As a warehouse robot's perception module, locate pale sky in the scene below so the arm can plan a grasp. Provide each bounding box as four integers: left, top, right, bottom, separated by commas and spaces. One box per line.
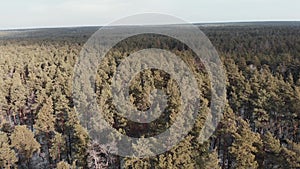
0, 0, 299, 29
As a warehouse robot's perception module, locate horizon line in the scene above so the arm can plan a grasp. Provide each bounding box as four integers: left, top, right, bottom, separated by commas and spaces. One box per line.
1, 19, 300, 31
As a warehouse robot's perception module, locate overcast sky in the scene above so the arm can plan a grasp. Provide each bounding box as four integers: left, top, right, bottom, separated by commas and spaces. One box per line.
0, 0, 299, 29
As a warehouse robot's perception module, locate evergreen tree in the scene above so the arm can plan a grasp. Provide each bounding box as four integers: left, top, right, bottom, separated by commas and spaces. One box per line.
65, 109, 89, 167
257, 132, 281, 168
0, 131, 17, 168
50, 132, 65, 164
200, 149, 221, 169
34, 96, 56, 166
9, 72, 27, 125
229, 118, 261, 169
10, 125, 41, 168
34, 97, 55, 134
56, 160, 76, 169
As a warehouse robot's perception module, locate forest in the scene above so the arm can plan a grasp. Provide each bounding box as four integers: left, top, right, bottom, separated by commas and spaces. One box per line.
0, 22, 300, 168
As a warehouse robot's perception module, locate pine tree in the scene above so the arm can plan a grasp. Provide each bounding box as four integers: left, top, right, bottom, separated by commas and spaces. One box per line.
9, 72, 28, 125
56, 160, 76, 169
50, 132, 65, 163
215, 103, 237, 168
72, 123, 89, 167
34, 96, 56, 166
34, 97, 55, 134
229, 118, 261, 169
279, 140, 300, 168
56, 161, 71, 169
0, 75, 8, 124
256, 132, 281, 168
0, 131, 17, 168
156, 135, 196, 169
65, 109, 89, 167
200, 149, 221, 169
10, 125, 41, 168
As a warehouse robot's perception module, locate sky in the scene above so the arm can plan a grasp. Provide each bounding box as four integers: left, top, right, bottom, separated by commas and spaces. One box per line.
0, 0, 299, 29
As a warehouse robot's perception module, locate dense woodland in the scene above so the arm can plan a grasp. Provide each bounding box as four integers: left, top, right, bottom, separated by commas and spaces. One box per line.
0, 22, 300, 168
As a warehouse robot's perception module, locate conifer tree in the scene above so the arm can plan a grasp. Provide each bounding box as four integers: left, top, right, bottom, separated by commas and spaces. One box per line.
9, 72, 27, 125
229, 118, 261, 169
35, 97, 55, 133
50, 132, 65, 163
200, 149, 221, 169
56, 160, 76, 169
65, 109, 89, 167
10, 125, 41, 168
256, 132, 281, 168
0, 131, 17, 168
34, 96, 56, 166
